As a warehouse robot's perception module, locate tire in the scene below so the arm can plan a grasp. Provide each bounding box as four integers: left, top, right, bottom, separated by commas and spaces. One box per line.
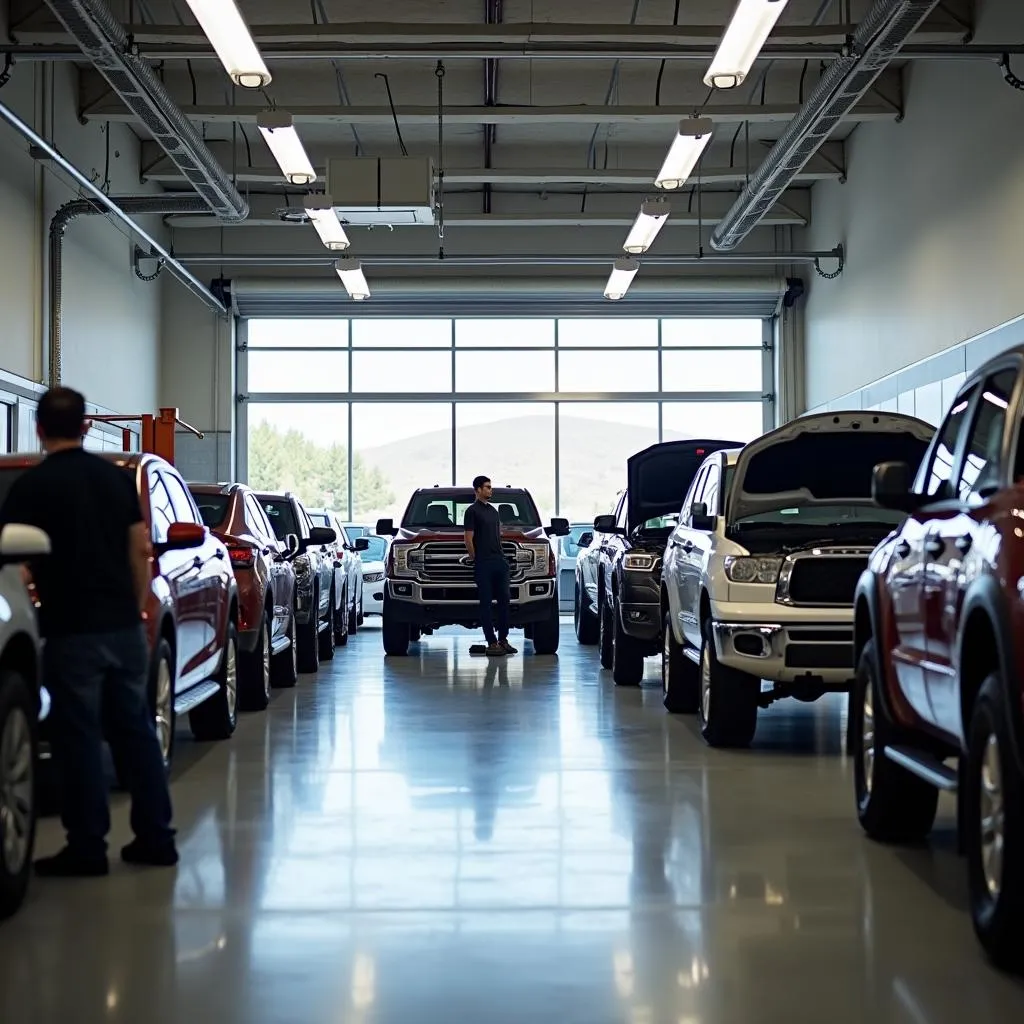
698, 618, 758, 748
0, 670, 37, 921
598, 593, 614, 669
851, 639, 938, 842
964, 673, 1024, 970
382, 604, 410, 657
347, 591, 359, 637
239, 609, 272, 712
532, 598, 561, 655
663, 610, 699, 713
271, 612, 299, 689
149, 638, 176, 771
574, 580, 599, 645
319, 589, 336, 661
611, 604, 644, 686
335, 585, 350, 646
190, 619, 239, 742
296, 588, 320, 674
357, 601, 364, 626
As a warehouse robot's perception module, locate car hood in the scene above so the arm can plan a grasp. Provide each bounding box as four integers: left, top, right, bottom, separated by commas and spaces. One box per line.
626, 438, 743, 534
726, 411, 934, 524
394, 525, 548, 542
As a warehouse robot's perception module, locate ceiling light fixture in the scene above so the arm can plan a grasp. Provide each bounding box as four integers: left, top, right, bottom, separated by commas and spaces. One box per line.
604, 258, 640, 301
257, 111, 316, 185
336, 258, 371, 301
623, 199, 670, 254
304, 194, 350, 251
704, 0, 789, 89
654, 118, 713, 190
182, 0, 271, 89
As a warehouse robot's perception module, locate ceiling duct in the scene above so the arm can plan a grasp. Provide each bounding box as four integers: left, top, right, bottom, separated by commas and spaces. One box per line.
710, 0, 940, 251
44, 0, 248, 221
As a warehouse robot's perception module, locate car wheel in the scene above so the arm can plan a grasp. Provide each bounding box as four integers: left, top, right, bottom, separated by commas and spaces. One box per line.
574, 580, 599, 645
318, 590, 336, 661
357, 600, 364, 626
271, 611, 299, 688
240, 610, 272, 712
531, 598, 561, 655
190, 620, 239, 741
662, 611, 699, 713
348, 592, 359, 637
149, 638, 176, 771
296, 588, 321, 674
597, 593, 614, 669
851, 639, 938, 842
965, 673, 1024, 970
382, 601, 410, 657
698, 618, 758, 748
0, 670, 37, 921
611, 604, 644, 686
335, 586, 350, 646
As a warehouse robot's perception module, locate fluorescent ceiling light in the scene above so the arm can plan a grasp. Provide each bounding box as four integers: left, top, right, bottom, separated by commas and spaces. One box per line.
182, 0, 271, 89
604, 258, 639, 301
257, 111, 316, 185
704, 0, 790, 89
623, 200, 670, 254
654, 118, 714, 190
336, 259, 371, 301
304, 194, 350, 251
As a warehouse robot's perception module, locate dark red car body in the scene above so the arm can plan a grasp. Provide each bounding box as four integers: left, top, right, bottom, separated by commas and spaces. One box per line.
852, 348, 1024, 969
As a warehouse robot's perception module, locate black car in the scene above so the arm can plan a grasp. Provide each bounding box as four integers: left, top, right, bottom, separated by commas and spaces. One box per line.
574, 439, 742, 686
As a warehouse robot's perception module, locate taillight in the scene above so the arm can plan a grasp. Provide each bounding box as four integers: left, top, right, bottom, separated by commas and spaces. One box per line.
228, 545, 255, 568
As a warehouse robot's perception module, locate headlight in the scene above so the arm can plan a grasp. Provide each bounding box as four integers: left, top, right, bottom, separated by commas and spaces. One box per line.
363, 571, 385, 583
391, 544, 411, 575
623, 553, 656, 570
523, 543, 552, 575
724, 556, 783, 584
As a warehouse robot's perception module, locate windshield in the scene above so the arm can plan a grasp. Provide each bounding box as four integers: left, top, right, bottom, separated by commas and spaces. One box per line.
308, 512, 330, 528
260, 498, 299, 540
344, 524, 369, 537
403, 490, 541, 529
732, 504, 908, 528
191, 492, 230, 529
362, 536, 388, 562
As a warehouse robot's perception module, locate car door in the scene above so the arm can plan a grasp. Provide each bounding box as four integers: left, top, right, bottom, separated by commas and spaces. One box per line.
925, 366, 1018, 737
670, 464, 711, 650
886, 385, 976, 723
300, 504, 331, 621
246, 493, 290, 643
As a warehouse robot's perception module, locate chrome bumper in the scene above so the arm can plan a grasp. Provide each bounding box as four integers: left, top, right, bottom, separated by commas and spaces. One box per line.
712, 620, 855, 685
387, 578, 556, 606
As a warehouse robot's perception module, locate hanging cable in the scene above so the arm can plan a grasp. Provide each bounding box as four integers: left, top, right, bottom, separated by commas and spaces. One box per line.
313, 0, 365, 156
376, 73, 409, 156
1001, 53, 1024, 91
587, 0, 642, 169
654, 0, 681, 105
101, 121, 111, 193
436, 61, 446, 251
0, 54, 13, 91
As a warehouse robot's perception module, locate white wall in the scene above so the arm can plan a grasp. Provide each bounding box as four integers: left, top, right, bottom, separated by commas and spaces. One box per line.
801, 0, 1024, 412
0, 59, 164, 413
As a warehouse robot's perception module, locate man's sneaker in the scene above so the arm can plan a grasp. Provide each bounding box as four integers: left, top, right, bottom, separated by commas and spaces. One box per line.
484, 642, 507, 657
499, 639, 518, 655
121, 839, 179, 867
34, 847, 109, 878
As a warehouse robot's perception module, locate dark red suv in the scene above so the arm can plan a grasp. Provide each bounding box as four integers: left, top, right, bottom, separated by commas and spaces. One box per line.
190, 483, 299, 707
851, 349, 1024, 970
0, 452, 239, 770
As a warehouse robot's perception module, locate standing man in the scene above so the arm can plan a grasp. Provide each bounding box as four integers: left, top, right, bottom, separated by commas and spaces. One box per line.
463, 475, 516, 656
0, 387, 177, 876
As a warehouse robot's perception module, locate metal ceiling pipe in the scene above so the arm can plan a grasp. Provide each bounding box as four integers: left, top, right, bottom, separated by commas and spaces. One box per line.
43, 0, 247, 221
710, 0, 942, 251
49, 194, 214, 387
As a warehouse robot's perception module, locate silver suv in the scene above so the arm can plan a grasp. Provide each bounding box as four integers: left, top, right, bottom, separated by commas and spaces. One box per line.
0, 523, 50, 919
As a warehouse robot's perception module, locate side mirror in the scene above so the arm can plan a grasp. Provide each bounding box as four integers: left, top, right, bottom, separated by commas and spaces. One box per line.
354, 537, 370, 551
376, 518, 397, 536
577, 531, 593, 549
690, 502, 714, 532
308, 526, 336, 546
282, 533, 300, 559
161, 522, 207, 552
593, 514, 618, 535
0, 523, 50, 564
548, 516, 570, 537
873, 461, 919, 511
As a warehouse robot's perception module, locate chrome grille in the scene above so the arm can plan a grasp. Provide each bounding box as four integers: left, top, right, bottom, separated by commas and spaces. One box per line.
777, 550, 870, 607
412, 541, 520, 583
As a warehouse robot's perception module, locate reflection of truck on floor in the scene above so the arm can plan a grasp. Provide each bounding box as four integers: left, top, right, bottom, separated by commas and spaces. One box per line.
375, 486, 569, 656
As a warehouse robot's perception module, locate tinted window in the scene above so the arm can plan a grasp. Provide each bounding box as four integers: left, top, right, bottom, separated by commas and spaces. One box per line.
192, 491, 230, 529
244, 494, 275, 542
261, 498, 299, 540
685, 466, 710, 515
403, 490, 540, 529
703, 465, 722, 516
361, 536, 388, 562
309, 512, 330, 528
560, 524, 592, 558
161, 471, 200, 525
925, 388, 974, 497
148, 472, 174, 544
957, 369, 1016, 501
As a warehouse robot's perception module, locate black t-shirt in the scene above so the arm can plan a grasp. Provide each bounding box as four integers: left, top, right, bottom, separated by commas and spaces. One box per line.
1, 449, 144, 637
463, 500, 503, 560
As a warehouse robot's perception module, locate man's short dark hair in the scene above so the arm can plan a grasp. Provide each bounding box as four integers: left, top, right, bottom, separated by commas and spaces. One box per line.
37, 387, 87, 441
472, 475, 491, 491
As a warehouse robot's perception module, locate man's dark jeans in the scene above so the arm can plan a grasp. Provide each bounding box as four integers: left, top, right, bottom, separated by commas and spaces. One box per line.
44, 626, 175, 858
474, 555, 511, 644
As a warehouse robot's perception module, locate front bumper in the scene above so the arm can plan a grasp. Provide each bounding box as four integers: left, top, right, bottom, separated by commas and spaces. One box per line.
294, 574, 316, 625
385, 578, 556, 627
619, 571, 661, 642
362, 579, 385, 615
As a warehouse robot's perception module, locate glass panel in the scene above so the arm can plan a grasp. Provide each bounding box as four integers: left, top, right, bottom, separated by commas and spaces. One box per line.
661, 350, 763, 392
352, 319, 452, 348
455, 351, 555, 393
352, 402, 453, 521
456, 319, 554, 347
352, 350, 452, 393
957, 370, 1016, 501
558, 318, 658, 347
248, 319, 348, 348
662, 402, 764, 442
558, 403, 658, 521
661, 319, 762, 347
924, 387, 974, 497
247, 403, 349, 513
248, 350, 349, 393
914, 380, 943, 425
558, 349, 658, 393
455, 404, 556, 514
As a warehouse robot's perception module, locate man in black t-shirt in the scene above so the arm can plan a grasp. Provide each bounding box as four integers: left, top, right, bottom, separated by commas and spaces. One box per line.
463, 475, 516, 656
0, 388, 176, 877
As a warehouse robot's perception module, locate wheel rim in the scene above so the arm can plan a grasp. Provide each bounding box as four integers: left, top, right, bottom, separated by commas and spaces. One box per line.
700, 643, 712, 722
980, 732, 1005, 898
862, 677, 875, 795
155, 658, 173, 765
262, 622, 271, 700
0, 707, 33, 876
662, 627, 671, 695
226, 636, 238, 719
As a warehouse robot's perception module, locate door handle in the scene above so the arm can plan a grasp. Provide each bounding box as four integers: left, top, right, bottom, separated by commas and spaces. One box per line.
955, 534, 972, 554
895, 540, 911, 558
924, 535, 945, 557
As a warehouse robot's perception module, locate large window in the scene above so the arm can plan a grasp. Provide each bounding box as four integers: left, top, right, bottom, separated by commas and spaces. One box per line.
242, 317, 770, 520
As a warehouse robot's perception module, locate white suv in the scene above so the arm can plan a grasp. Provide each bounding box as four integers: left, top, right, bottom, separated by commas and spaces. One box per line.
0, 523, 51, 919
659, 412, 934, 748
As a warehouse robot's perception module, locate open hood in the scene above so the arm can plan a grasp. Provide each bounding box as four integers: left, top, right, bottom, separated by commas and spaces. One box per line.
726, 412, 934, 524
626, 438, 742, 534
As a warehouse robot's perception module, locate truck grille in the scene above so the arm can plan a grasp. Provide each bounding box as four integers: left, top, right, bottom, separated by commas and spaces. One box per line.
414, 541, 519, 583
785, 556, 867, 606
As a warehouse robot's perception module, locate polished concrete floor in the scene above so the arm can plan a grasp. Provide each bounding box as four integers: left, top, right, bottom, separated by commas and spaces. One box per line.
2, 619, 1023, 1023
